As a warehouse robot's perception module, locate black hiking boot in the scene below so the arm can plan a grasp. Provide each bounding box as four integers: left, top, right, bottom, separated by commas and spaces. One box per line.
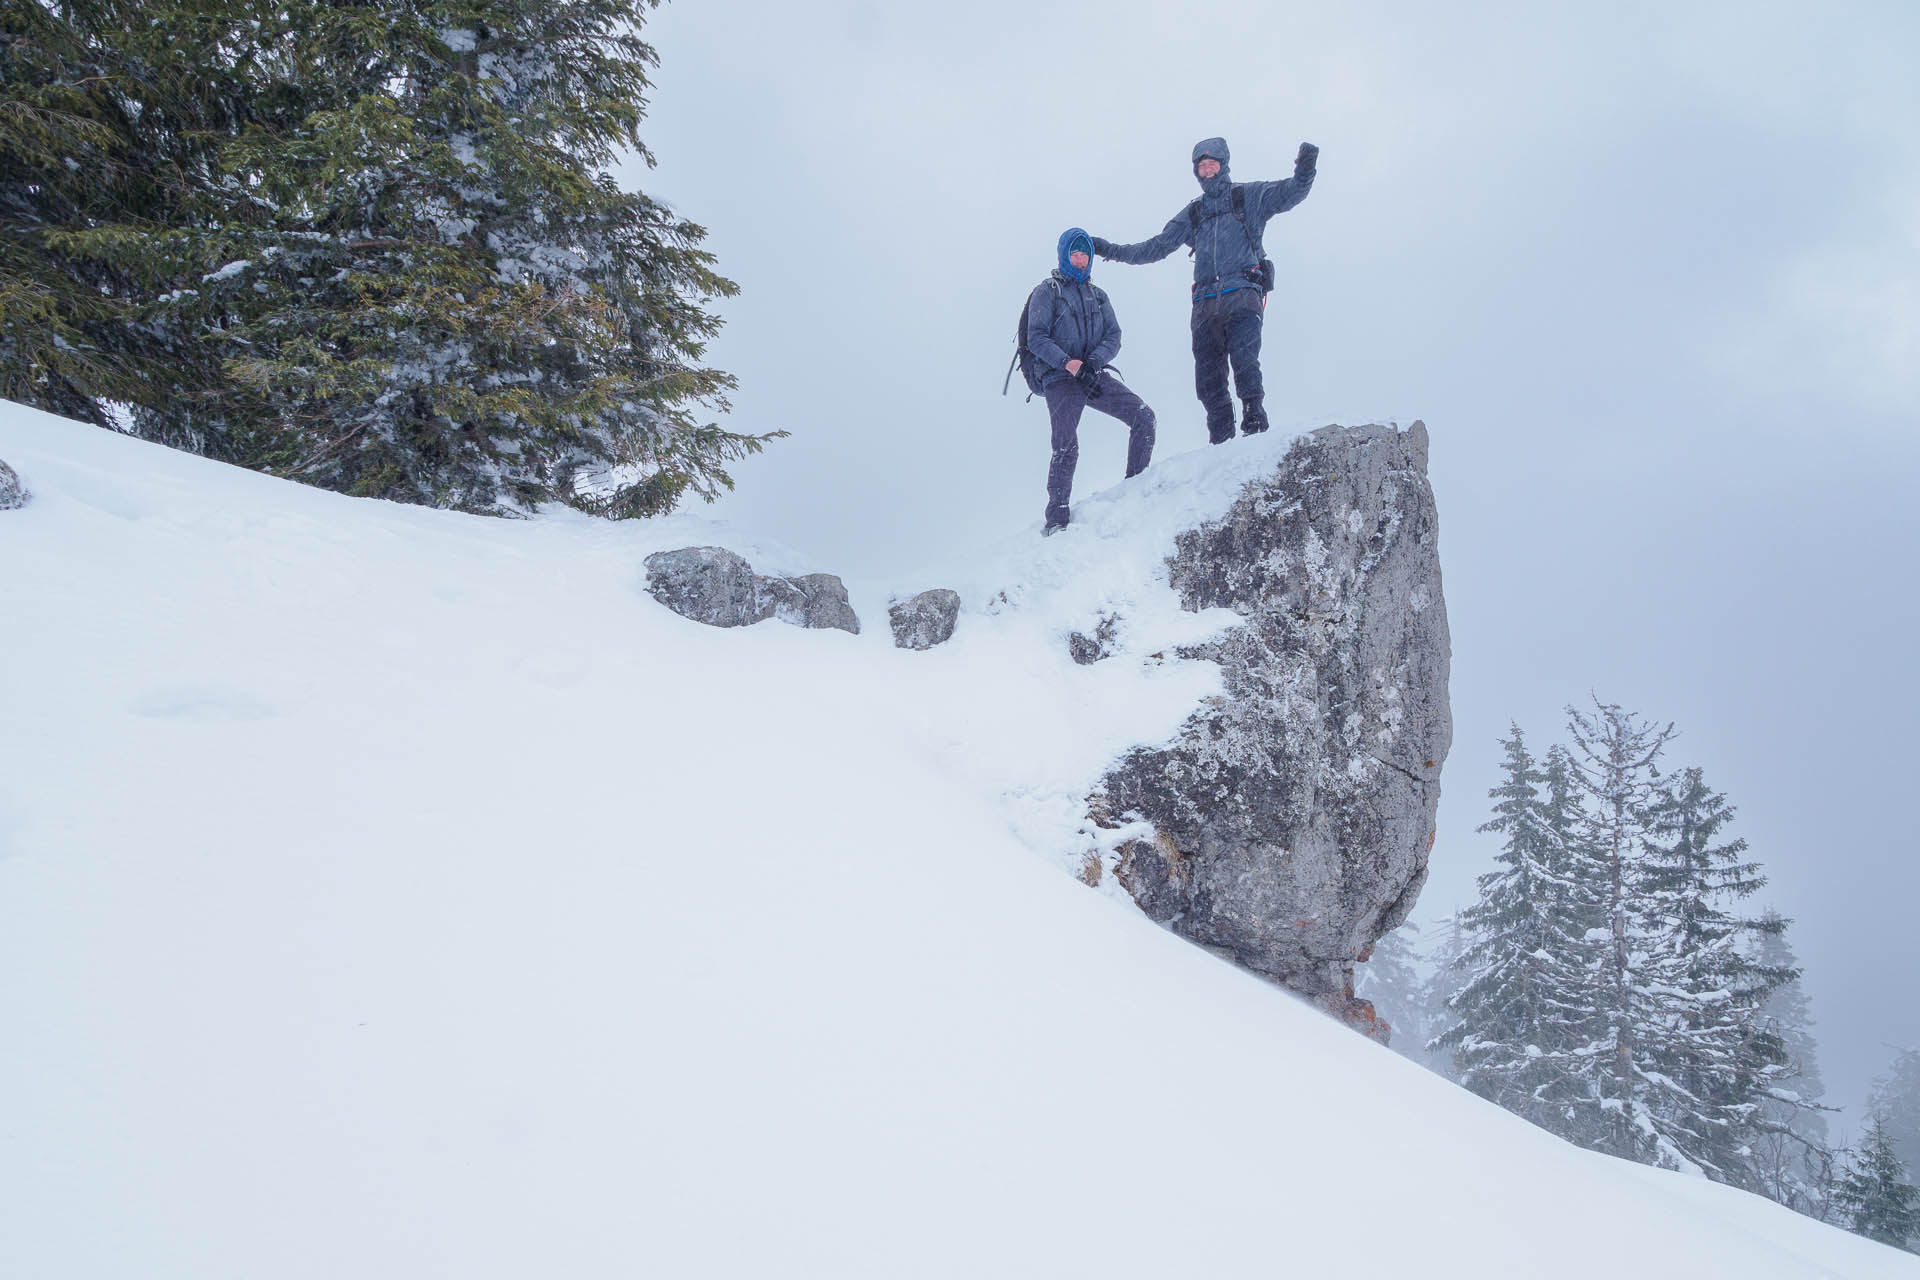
1241, 397, 1269, 435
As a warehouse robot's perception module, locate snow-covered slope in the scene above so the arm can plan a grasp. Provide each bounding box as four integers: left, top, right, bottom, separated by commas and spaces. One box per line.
2, 404, 1912, 1279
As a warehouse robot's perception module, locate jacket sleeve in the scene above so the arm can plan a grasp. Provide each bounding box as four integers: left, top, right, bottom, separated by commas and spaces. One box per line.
1025, 284, 1071, 371
1088, 290, 1121, 367
1247, 166, 1315, 222
1092, 212, 1190, 265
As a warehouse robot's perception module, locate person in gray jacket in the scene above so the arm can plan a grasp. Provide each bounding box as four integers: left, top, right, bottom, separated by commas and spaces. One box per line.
1027, 227, 1156, 535
1092, 136, 1316, 444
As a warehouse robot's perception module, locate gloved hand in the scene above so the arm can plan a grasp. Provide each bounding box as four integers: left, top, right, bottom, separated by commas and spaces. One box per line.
1296, 142, 1319, 173
1076, 364, 1103, 398
1090, 236, 1111, 257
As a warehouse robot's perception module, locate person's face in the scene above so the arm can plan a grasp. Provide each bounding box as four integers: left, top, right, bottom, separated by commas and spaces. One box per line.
1196, 157, 1222, 180
1069, 249, 1090, 271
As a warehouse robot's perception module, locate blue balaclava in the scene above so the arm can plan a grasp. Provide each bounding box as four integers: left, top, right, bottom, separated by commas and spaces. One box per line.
1192, 137, 1232, 197
1057, 227, 1094, 283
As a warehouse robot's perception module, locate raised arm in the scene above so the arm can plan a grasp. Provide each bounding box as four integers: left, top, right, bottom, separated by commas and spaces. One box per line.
1091, 212, 1191, 266
1087, 291, 1121, 368
1246, 142, 1319, 221
1024, 284, 1071, 371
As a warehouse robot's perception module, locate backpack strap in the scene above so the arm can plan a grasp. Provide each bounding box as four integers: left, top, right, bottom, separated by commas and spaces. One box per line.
1187, 185, 1257, 251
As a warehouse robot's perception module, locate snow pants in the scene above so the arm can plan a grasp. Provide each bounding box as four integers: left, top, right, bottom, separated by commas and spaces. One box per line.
1191, 288, 1268, 444
1043, 372, 1156, 527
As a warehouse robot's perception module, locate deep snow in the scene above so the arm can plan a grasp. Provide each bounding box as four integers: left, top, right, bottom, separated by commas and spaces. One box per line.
2, 403, 1913, 1278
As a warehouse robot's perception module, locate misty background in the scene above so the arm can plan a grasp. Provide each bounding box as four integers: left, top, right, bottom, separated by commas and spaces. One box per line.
617, 0, 1920, 1121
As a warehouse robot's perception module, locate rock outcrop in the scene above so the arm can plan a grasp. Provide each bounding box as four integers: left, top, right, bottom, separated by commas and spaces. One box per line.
0, 459, 28, 511
888, 589, 960, 650
644, 546, 859, 635
1096, 422, 1450, 1037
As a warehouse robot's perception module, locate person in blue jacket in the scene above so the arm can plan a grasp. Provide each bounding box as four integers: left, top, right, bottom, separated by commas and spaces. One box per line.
1092, 137, 1316, 444
1026, 227, 1156, 535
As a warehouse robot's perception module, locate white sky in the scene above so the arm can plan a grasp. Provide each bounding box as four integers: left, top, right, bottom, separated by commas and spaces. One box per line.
621, 0, 1920, 1122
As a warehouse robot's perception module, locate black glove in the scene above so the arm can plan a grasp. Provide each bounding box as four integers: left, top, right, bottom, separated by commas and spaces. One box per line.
1090, 236, 1111, 257
1296, 141, 1319, 173
1076, 364, 1103, 397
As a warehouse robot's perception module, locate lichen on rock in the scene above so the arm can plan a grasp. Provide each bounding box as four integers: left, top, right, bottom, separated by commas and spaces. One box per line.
1096, 423, 1450, 1032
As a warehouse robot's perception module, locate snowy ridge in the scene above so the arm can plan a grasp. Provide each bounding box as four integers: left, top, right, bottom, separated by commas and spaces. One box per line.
2, 402, 1915, 1278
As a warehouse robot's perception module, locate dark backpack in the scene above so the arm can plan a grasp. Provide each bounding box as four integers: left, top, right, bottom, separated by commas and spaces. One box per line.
1186, 184, 1275, 293
1004, 278, 1059, 398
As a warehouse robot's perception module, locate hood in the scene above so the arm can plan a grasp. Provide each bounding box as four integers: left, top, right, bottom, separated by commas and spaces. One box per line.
1192, 136, 1232, 197
1056, 227, 1094, 283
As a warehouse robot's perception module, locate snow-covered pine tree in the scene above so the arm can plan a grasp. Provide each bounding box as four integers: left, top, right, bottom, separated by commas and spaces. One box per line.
13, 0, 773, 514
0, 1, 235, 427
159, 0, 779, 514
1833, 1115, 1920, 1252
1626, 765, 1793, 1188
1866, 1048, 1920, 1178
1434, 727, 1607, 1136
1562, 698, 1675, 1163
1748, 909, 1835, 1217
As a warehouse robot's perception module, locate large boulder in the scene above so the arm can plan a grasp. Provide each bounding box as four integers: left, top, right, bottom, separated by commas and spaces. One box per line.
644, 546, 767, 628
1096, 422, 1450, 1034
888, 589, 961, 650
644, 547, 859, 635
0, 459, 28, 511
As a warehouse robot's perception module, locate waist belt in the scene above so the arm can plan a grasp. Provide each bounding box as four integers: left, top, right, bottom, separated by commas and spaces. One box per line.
1191, 269, 1261, 299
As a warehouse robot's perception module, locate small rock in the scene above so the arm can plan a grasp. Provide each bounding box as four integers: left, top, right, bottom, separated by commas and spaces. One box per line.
644, 546, 769, 628
888, 589, 961, 650
777, 573, 860, 635
1067, 613, 1119, 665
0, 459, 28, 511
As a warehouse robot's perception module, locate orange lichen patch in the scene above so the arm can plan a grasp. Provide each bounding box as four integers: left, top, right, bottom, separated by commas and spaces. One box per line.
1425, 828, 1436, 852
1085, 794, 1120, 830
1356, 942, 1375, 963
1315, 991, 1392, 1045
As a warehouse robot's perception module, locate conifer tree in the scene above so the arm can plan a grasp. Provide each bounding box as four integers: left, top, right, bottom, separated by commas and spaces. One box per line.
1748, 912, 1835, 1217
0, 1, 236, 425
5, 0, 774, 515
1562, 699, 1675, 1160
1866, 1049, 1920, 1177
1628, 765, 1793, 1187
1435, 728, 1607, 1136
1834, 1116, 1920, 1252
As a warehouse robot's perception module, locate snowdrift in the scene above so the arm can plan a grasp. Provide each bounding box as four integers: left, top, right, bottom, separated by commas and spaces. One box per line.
2, 403, 1912, 1278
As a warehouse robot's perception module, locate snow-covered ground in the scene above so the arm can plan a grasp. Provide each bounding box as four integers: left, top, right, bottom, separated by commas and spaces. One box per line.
2, 402, 1913, 1278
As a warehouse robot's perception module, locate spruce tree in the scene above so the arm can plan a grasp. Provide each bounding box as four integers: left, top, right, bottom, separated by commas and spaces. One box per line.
5, 0, 774, 515
1628, 765, 1792, 1188
1435, 728, 1607, 1136
0, 0, 236, 426
1834, 1116, 1920, 1252
1866, 1049, 1920, 1177
1748, 911, 1834, 1216
1562, 698, 1675, 1161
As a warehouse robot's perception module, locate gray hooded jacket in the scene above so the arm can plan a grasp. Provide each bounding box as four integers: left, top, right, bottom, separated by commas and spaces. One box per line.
1093, 137, 1314, 295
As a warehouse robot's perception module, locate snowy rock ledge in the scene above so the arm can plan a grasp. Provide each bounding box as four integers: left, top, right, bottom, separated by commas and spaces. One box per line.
1096, 422, 1450, 1037
0, 458, 28, 510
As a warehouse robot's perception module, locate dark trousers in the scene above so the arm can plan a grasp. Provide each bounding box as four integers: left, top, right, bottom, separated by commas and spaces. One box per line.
1191, 288, 1267, 443
1043, 372, 1156, 526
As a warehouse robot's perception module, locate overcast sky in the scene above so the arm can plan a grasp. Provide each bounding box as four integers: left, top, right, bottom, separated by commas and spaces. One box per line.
618, 0, 1920, 1122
